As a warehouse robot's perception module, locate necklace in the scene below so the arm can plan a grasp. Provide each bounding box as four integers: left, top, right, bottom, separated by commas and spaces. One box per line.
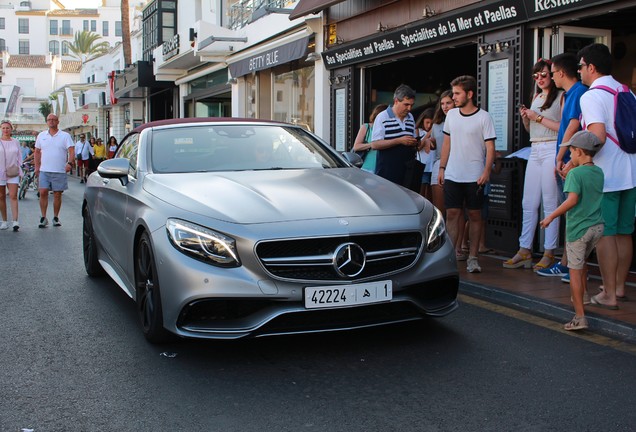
582, 162, 594, 166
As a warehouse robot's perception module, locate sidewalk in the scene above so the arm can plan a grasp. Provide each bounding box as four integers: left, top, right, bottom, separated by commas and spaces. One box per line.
458, 252, 636, 344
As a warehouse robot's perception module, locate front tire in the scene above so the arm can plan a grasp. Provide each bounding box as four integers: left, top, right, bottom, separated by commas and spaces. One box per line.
83, 207, 105, 277
18, 175, 28, 200
135, 232, 171, 343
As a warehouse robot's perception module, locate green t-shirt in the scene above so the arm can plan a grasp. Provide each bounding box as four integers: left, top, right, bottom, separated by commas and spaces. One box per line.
563, 164, 604, 242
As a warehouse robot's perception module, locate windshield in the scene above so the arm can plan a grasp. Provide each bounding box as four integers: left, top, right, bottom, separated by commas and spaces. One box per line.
150, 124, 346, 173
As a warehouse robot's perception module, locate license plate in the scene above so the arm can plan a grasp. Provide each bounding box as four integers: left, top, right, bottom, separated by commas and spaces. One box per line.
304, 281, 393, 309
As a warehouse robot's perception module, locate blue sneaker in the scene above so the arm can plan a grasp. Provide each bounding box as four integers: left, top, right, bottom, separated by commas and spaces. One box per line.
537, 262, 569, 277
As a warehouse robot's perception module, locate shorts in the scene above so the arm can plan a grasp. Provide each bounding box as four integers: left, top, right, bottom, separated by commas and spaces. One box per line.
444, 180, 484, 210
566, 224, 603, 270
421, 172, 432, 185
0, 176, 19, 186
38, 171, 68, 192
79, 159, 90, 169
600, 188, 636, 236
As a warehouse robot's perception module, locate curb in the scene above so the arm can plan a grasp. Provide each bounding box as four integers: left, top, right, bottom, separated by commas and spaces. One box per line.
459, 280, 636, 344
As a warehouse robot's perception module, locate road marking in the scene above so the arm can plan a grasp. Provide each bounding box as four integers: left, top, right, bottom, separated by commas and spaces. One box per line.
459, 294, 636, 356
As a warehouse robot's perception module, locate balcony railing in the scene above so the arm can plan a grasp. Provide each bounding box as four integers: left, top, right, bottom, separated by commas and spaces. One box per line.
228, 0, 295, 30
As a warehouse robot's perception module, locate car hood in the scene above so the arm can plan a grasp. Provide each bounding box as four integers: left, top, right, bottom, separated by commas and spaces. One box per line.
143, 168, 424, 224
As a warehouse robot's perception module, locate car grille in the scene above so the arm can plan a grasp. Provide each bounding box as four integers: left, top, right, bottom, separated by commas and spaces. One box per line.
255, 232, 423, 281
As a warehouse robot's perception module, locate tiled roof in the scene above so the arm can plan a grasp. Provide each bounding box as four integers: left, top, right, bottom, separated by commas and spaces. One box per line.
47, 9, 99, 16
6, 55, 49, 68
60, 60, 82, 73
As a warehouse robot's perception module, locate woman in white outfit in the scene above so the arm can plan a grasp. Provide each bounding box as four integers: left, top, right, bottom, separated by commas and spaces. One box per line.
504, 59, 563, 270
0, 120, 21, 231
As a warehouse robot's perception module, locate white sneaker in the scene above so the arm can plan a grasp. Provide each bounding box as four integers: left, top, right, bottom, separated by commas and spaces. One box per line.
38, 217, 49, 228
12, 221, 19, 232
467, 256, 482, 273
0, 221, 8, 230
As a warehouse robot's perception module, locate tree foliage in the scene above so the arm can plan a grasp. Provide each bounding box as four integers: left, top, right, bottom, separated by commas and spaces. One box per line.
38, 101, 53, 119
67, 31, 111, 62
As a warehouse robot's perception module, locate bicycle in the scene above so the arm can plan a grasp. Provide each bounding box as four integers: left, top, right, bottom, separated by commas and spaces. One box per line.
18, 163, 38, 200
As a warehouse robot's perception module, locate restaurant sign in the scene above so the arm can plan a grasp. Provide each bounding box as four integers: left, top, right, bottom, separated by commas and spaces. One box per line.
323, 0, 613, 70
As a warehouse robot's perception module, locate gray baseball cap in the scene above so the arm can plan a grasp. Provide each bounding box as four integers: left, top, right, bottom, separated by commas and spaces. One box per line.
562, 130, 604, 151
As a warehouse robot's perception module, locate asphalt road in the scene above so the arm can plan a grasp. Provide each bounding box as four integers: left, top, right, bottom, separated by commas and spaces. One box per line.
1, 176, 635, 432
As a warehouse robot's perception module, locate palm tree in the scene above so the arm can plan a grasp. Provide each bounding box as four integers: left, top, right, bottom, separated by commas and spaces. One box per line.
121, 0, 131, 66
38, 101, 53, 119
67, 31, 111, 62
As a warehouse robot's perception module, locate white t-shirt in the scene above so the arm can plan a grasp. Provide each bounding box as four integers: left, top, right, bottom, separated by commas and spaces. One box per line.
580, 75, 636, 192
36, 129, 75, 173
443, 108, 496, 182
75, 140, 86, 159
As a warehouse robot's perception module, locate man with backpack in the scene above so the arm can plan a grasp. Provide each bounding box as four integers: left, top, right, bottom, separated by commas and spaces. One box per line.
577, 43, 636, 309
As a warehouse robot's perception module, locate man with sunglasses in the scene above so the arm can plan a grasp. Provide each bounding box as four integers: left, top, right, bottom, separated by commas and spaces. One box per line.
577, 43, 636, 309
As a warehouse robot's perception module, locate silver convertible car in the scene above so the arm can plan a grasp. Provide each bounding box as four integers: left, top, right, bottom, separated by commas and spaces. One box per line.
82, 118, 458, 343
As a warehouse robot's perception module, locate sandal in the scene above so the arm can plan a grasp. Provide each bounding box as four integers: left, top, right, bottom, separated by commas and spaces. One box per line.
456, 251, 468, 261
564, 315, 588, 331
503, 252, 532, 269
533, 254, 555, 271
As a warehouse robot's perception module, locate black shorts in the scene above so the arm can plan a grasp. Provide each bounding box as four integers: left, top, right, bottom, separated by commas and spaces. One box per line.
444, 180, 484, 210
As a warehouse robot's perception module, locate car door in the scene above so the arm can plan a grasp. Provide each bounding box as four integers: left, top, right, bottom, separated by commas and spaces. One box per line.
93, 133, 139, 284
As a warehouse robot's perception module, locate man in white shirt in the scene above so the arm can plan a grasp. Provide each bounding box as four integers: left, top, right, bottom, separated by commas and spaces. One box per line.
577, 43, 636, 309
34, 114, 75, 228
75, 134, 86, 178
438, 75, 496, 273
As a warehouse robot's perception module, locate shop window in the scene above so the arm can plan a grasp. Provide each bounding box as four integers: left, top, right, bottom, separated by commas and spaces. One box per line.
245, 73, 257, 118
272, 65, 315, 131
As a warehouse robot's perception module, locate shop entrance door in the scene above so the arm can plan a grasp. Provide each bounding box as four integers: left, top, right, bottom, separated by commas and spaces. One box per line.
553, 26, 612, 54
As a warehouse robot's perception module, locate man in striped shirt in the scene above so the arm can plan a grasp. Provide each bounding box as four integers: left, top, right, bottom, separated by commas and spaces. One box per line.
371, 84, 420, 185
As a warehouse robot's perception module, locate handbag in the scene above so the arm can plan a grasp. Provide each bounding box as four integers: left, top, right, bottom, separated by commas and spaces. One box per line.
402, 153, 425, 192
355, 123, 373, 161
6, 164, 19, 177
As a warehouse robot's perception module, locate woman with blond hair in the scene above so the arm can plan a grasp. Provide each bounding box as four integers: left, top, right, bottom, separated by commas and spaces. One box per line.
0, 120, 21, 231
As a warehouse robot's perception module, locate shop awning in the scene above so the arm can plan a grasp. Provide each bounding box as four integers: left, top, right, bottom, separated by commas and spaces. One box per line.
228, 32, 310, 78
289, 0, 346, 20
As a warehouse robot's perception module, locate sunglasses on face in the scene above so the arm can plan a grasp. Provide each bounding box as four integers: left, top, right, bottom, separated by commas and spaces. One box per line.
577, 62, 587, 70
532, 71, 551, 79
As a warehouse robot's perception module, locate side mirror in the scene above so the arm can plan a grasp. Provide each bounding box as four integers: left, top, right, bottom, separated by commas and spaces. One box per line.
341, 151, 364, 168
97, 158, 130, 186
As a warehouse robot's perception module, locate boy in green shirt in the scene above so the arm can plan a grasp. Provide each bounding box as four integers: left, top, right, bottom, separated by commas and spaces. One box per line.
540, 131, 604, 331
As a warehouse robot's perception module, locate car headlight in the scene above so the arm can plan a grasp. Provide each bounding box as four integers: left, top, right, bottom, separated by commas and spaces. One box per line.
166, 219, 240, 267
426, 207, 446, 252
